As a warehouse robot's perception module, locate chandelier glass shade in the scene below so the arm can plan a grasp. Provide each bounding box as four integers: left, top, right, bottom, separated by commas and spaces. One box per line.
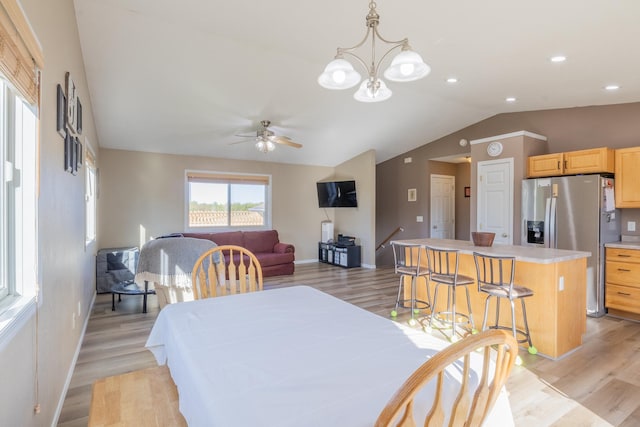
354, 78, 392, 102
318, 1, 430, 102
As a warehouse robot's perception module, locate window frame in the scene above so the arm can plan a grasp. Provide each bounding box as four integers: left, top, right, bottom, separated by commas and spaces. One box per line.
85, 144, 97, 247
184, 170, 272, 232
0, 78, 38, 349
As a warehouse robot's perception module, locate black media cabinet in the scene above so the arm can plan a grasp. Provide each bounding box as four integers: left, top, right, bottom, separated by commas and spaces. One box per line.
318, 242, 361, 268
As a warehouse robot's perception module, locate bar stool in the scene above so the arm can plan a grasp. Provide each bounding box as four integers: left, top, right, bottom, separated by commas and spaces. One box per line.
425, 246, 475, 340
390, 242, 431, 322
473, 252, 537, 355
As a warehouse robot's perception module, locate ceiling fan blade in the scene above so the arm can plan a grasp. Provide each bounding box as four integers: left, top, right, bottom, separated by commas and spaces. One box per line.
229, 138, 255, 145
234, 132, 258, 138
273, 136, 302, 148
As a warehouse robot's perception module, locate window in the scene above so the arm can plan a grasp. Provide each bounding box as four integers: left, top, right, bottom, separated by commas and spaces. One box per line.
0, 78, 37, 311
186, 171, 271, 230
0, 0, 43, 346
85, 147, 97, 245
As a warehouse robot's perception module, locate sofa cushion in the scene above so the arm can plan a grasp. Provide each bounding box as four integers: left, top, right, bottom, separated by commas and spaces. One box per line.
183, 231, 244, 247
257, 252, 295, 268
243, 230, 279, 254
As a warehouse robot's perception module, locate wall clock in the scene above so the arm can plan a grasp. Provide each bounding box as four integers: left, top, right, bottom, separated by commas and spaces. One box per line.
487, 141, 503, 157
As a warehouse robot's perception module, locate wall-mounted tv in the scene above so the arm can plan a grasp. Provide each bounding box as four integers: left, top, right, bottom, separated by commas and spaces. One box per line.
316, 180, 358, 208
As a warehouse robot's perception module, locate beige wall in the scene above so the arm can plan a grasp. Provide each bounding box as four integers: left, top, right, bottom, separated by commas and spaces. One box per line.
0, 0, 101, 425
333, 150, 376, 266
98, 149, 335, 261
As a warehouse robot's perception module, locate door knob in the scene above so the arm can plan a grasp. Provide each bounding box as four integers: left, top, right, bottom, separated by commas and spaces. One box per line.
502, 233, 508, 238
433, 225, 437, 229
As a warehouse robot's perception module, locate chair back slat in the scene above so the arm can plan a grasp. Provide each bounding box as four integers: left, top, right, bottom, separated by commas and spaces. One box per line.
427, 247, 459, 277
425, 372, 446, 426
191, 245, 263, 300
374, 330, 518, 427
473, 252, 516, 297
448, 354, 471, 426
391, 242, 429, 276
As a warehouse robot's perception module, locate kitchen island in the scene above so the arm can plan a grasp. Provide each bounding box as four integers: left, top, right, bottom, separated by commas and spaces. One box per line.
392, 238, 591, 359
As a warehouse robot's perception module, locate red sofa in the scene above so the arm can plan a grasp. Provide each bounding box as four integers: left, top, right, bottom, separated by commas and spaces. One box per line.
182, 230, 295, 277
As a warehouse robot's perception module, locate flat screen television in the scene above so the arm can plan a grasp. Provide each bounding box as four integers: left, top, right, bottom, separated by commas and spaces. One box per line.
316, 180, 358, 208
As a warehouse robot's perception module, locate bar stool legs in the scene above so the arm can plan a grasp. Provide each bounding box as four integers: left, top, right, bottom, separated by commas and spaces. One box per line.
428, 281, 475, 340
392, 274, 431, 322
483, 295, 534, 352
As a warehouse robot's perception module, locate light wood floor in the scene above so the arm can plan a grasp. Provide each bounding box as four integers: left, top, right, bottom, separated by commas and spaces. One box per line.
58, 263, 640, 426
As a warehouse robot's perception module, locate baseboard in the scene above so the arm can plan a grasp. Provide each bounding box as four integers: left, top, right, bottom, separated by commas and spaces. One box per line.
294, 259, 318, 264
51, 291, 96, 427
295, 259, 377, 268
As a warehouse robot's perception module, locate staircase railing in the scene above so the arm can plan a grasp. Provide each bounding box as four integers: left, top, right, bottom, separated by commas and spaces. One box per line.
376, 226, 404, 251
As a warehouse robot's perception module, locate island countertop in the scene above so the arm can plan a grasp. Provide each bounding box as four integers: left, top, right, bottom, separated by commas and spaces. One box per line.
391, 238, 591, 264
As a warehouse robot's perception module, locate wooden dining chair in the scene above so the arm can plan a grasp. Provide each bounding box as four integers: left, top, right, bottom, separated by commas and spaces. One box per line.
191, 245, 263, 299
374, 329, 518, 427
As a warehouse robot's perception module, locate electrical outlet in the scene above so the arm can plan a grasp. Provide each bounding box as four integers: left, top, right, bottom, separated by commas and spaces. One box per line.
559, 276, 565, 291
628, 221, 636, 232
404, 157, 412, 164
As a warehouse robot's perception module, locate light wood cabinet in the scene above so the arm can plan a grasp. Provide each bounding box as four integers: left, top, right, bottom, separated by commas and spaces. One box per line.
614, 146, 640, 208
606, 247, 640, 320
527, 153, 563, 177
527, 147, 615, 178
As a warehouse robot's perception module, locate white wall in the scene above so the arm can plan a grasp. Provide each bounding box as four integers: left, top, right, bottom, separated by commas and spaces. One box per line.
0, 1, 100, 425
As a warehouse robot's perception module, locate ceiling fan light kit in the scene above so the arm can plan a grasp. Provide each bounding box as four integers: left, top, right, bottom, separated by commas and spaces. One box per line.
255, 139, 276, 153
318, 0, 430, 102
234, 120, 303, 153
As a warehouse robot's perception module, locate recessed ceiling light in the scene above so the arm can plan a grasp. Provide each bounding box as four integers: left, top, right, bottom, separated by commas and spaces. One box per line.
505, 97, 516, 102
446, 77, 458, 83
605, 85, 620, 91
550, 55, 567, 63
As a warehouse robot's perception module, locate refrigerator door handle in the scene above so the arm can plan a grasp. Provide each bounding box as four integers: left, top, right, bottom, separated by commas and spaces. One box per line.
544, 198, 552, 248
549, 197, 557, 248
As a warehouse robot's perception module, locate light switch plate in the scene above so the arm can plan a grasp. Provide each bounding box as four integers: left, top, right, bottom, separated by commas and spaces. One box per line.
416, 216, 423, 222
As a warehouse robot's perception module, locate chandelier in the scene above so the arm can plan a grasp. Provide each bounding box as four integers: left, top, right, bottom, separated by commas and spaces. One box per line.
317, 1, 430, 102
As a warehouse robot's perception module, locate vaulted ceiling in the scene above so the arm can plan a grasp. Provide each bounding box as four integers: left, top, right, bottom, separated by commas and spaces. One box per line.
73, 0, 640, 166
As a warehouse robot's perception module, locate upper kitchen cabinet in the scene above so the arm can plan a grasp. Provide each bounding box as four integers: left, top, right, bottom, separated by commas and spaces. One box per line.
527, 153, 563, 177
527, 147, 615, 178
615, 146, 640, 208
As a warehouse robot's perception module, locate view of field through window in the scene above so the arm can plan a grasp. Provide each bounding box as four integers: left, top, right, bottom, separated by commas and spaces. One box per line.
188, 182, 265, 227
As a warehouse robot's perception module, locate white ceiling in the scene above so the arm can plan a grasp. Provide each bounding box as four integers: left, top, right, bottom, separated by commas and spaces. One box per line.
73, 0, 640, 167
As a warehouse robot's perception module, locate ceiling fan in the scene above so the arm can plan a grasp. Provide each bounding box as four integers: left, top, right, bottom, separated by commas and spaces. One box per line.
233, 120, 303, 153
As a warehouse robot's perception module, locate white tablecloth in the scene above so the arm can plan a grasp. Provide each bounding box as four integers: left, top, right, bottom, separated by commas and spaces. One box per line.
145, 286, 514, 427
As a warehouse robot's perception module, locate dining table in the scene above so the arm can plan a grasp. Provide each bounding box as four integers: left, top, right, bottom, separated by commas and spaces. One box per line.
145, 285, 514, 426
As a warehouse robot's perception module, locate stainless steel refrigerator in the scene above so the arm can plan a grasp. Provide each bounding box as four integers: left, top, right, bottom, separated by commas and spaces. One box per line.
521, 174, 620, 317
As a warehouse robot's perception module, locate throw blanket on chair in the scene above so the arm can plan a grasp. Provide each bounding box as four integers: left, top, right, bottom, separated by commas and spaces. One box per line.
135, 237, 217, 308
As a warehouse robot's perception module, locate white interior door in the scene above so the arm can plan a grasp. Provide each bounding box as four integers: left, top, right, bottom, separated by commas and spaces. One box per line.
477, 159, 513, 244
430, 174, 455, 239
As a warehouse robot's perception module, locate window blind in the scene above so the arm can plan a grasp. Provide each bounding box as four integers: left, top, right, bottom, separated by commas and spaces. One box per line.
187, 171, 270, 185
0, 0, 43, 106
